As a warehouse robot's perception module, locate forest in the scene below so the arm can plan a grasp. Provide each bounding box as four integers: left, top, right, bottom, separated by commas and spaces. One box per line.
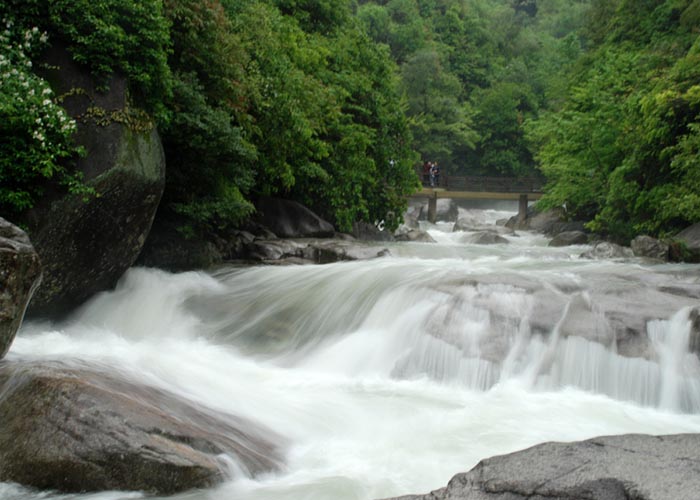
1, 0, 699, 241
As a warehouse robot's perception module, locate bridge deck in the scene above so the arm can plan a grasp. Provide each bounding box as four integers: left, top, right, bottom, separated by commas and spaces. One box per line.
413, 187, 543, 200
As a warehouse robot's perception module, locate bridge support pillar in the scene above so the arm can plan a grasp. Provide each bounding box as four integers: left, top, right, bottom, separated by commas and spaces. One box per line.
428, 194, 437, 224
518, 194, 528, 223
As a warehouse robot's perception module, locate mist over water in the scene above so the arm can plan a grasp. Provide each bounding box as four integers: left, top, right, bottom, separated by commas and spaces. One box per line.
5, 205, 700, 500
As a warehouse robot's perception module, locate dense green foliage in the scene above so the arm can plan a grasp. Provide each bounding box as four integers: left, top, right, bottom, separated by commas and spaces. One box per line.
529, 0, 700, 241
2, 0, 698, 241
0, 19, 89, 214
1, 0, 418, 233
356, 0, 590, 176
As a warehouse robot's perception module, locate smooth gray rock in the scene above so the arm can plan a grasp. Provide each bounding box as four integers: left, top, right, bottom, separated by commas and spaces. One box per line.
631, 235, 670, 260
254, 197, 335, 238
0, 219, 42, 359
548, 230, 588, 247
0, 361, 283, 495
379, 434, 700, 500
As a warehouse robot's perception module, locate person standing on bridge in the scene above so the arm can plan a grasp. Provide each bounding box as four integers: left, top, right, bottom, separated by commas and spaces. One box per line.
430, 162, 440, 187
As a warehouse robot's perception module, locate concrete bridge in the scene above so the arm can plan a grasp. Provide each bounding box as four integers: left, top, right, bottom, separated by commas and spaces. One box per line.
412, 175, 544, 223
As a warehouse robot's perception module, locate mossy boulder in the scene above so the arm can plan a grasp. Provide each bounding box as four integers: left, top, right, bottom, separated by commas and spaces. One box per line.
23, 45, 165, 317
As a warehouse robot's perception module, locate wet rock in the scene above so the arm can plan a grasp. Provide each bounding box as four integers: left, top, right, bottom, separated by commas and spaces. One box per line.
309, 240, 391, 262
0, 219, 42, 359
25, 44, 165, 318
245, 239, 305, 261
352, 221, 395, 242
461, 232, 509, 245
394, 229, 436, 243
0, 361, 283, 495
506, 207, 565, 232
243, 239, 390, 263
253, 197, 334, 238
436, 199, 459, 222
402, 203, 424, 229
631, 235, 670, 260
544, 220, 587, 237
380, 434, 700, 500
674, 222, 700, 262
548, 230, 588, 247
453, 218, 514, 235
580, 242, 633, 260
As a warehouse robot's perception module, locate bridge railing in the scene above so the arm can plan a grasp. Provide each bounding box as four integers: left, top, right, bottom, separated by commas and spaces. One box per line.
420, 175, 543, 193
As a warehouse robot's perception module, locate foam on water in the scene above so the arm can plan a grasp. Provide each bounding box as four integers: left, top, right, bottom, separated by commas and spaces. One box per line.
5, 207, 700, 500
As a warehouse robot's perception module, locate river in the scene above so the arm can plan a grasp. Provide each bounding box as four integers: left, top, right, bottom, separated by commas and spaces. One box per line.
4, 204, 700, 500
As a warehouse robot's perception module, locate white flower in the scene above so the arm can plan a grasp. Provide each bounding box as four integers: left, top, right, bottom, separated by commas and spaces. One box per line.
42, 87, 52, 95
42, 99, 51, 106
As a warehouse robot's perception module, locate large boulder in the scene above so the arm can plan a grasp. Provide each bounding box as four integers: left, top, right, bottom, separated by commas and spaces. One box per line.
381, 434, 700, 500
253, 197, 335, 238
674, 222, 700, 262
0, 219, 42, 359
631, 235, 670, 260
506, 206, 565, 232
352, 221, 395, 242
24, 44, 165, 317
548, 230, 588, 247
0, 361, 283, 494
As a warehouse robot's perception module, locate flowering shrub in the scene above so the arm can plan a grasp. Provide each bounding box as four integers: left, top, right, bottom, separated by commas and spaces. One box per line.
0, 18, 88, 215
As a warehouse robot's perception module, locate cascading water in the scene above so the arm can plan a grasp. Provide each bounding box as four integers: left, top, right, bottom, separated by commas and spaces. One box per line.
4, 205, 700, 500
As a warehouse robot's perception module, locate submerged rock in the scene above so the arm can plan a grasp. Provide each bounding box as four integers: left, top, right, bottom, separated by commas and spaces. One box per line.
581, 241, 633, 260
461, 232, 509, 245
379, 434, 700, 500
394, 228, 436, 243
453, 218, 514, 235
0, 219, 42, 359
0, 361, 283, 494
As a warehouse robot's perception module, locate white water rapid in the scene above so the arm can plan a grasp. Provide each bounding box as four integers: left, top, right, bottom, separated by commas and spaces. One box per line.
4, 204, 700, 500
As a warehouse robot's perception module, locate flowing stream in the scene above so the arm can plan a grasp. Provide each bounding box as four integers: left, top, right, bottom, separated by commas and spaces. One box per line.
4, 204, 700, 500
